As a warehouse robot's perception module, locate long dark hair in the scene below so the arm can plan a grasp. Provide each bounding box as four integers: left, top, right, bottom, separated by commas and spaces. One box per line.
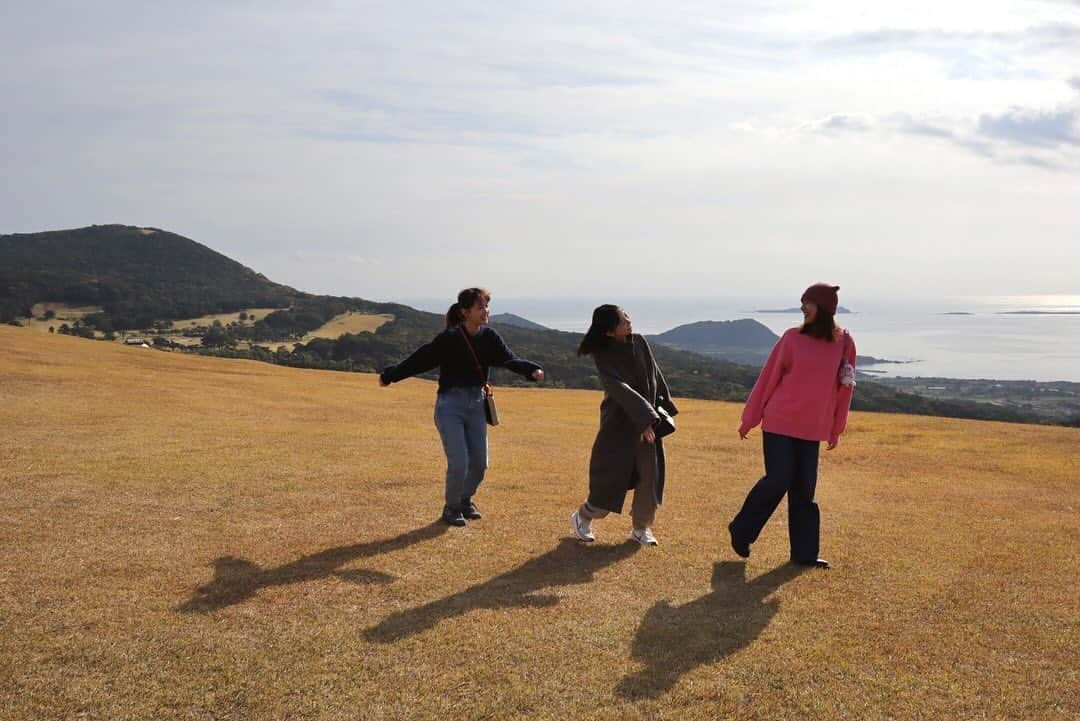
800, 311, 838, 341
578, 304, 621, 356
445, 287, 491, 329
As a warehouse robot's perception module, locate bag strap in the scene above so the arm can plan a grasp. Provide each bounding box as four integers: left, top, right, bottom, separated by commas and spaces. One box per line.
459, 326, 489, 384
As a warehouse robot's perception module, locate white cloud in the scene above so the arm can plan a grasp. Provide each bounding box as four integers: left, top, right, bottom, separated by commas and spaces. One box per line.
978, 106, 1080, 147
807, 113, 877, 133
2, 1, 1079, 301
799, 78, 1080, 170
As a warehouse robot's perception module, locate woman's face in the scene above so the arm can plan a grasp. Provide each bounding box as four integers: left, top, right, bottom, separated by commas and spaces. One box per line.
463, 297, 490, 326
606, 309, 632, 339
801, 300, 818, 325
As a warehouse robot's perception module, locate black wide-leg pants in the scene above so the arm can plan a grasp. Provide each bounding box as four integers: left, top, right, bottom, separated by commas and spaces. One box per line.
730, 431, 821, 562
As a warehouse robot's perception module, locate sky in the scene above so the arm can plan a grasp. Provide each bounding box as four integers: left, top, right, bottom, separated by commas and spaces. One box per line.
2, 1, 1079, 309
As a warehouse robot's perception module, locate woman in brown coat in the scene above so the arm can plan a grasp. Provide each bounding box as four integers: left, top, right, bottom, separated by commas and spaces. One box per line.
571, 305, 678, 546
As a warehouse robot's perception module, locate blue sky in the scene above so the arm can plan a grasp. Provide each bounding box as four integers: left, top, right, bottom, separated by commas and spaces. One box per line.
2, 1, 1078, 306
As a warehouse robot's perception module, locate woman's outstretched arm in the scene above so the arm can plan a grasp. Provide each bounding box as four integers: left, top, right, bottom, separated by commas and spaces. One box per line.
379, 334, 447, 385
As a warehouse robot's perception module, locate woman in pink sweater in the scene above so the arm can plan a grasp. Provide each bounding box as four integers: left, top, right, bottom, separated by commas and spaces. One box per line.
727, 283, 856, 569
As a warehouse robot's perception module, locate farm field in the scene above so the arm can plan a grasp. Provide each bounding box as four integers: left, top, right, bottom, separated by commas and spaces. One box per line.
172, 307, 285, 328
253, 311, 395, 351
24, 302, 104, 334
1, 326, 1076, 720
299, 311, 393, 339
21, 304, 288, 344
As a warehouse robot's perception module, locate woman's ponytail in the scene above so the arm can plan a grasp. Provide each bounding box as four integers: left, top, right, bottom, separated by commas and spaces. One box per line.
445, 302, 463, 329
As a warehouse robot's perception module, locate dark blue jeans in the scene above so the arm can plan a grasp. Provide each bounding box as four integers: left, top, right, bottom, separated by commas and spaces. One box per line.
730, 432, 821, 563
433, 386, 488, 510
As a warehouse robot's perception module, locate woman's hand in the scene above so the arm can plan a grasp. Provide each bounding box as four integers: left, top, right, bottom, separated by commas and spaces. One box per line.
739, 431, 748, 440
826, 440, 838, 451
531, 369, 545, 382
641, 426, 657, 444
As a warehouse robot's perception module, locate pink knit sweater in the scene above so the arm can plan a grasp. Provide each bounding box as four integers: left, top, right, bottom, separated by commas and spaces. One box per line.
738, 328, 856, 446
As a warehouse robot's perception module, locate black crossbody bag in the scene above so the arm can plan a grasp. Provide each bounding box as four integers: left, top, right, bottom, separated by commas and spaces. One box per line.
460, 327, 499, 426
654, 404, 676, 438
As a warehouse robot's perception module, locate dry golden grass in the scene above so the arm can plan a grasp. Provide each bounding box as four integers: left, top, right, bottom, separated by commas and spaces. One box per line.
24, 303, 104, 333
299, 312, 393, 340
252, 312, 395, 351
174, 307, 285, 328
165, 335, 204, 347
1, 325, 1076, 720
28, 302, 104, 318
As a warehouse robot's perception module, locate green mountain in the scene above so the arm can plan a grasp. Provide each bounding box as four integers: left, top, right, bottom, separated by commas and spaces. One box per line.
650, 318, 897, 368
650, 319, 778, 365
0, 225, 301, 327
0, 224, 1044, 425
490, 313, 550, 331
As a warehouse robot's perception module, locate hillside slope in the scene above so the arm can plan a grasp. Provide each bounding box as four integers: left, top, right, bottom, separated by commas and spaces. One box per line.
649, 318, 778, 364
0, 224, 301, 325
2, 326, 1076, 720
490, 312, 550, 331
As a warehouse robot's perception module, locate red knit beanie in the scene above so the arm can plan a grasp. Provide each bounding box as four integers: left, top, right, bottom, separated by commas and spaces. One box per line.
801, 283, 840, 315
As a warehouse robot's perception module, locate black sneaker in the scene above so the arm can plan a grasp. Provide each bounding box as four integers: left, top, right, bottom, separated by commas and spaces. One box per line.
461, 500, 482, 520
441, 506, 466, 527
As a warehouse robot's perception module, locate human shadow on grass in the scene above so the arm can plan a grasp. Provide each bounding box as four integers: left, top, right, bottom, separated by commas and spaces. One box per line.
616, 561, 805, 700
364, 538, 640, 642
177, 521, 450, 613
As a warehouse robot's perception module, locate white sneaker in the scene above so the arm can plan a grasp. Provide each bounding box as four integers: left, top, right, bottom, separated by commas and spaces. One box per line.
570, 510, 594, 542
629, 528, 658, 546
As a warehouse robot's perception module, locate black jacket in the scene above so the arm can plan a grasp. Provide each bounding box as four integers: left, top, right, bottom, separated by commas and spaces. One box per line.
380, 325, 542, 392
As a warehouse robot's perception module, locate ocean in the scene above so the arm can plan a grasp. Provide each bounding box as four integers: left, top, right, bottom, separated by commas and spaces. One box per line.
402, 295, 1080, 383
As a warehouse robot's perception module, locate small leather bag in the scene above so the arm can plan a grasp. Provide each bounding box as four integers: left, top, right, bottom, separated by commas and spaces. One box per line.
482, 386, 499, 426
460, 327, 499, 426
654, 405, 676, 438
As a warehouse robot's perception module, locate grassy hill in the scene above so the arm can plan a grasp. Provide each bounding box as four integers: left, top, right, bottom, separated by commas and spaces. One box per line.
0, 224, 301, 326
490, 312, 550, 331
649, 319, 778, 365
2, 326, 1076, 720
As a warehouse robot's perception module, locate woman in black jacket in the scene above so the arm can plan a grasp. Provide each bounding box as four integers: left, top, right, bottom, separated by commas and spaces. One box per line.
379, 288, 544, 526
571, 304, 677, 546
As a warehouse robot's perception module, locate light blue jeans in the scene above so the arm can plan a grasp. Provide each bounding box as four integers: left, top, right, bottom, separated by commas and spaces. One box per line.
433, 386, 489, 510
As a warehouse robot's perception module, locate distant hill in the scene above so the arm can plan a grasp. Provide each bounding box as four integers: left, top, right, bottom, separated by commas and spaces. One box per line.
650, 319, 778, 364
649, 318, 893, 367
490, 313, 549, 331
1, 224, 1048, 425
0, 225, 301, 326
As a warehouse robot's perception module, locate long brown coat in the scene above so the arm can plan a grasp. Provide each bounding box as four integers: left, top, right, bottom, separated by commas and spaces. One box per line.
587, 334, 678, 513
